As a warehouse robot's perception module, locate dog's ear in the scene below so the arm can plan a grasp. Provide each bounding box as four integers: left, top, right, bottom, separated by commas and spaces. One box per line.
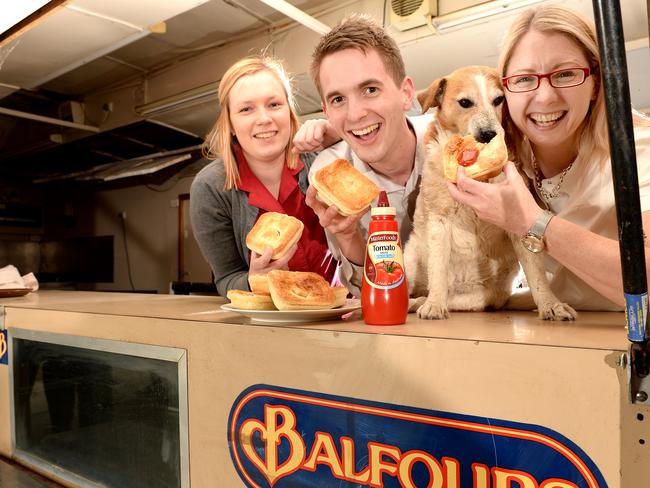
417, 78, 447, 113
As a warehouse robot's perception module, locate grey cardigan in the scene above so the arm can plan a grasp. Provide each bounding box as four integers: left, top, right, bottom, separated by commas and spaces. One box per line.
189, 154, 315, 296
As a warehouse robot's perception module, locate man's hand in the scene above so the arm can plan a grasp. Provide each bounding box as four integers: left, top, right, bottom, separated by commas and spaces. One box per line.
292, 119, 340, 153
305, 186, 367, 264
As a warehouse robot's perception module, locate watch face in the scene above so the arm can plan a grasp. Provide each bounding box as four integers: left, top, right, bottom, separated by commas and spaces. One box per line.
522, 234, 544, 253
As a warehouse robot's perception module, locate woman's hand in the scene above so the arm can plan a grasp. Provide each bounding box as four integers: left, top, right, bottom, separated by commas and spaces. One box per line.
249, 244, 298, 275
446, 161, 543, 236
292, 119, 340, 153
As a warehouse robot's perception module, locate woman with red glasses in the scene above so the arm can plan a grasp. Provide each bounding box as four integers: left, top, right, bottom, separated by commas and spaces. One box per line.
448, 4, 650, 311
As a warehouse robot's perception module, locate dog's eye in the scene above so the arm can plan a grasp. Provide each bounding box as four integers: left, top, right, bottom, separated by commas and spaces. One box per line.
458, 98, 473, 108
493, 96, 505, 107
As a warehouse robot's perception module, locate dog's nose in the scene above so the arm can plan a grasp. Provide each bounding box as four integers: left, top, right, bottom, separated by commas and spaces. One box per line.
476, 129, 497, 143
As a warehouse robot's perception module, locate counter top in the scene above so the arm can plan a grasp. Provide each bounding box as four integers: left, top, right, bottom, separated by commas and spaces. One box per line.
0, 290, 629, 351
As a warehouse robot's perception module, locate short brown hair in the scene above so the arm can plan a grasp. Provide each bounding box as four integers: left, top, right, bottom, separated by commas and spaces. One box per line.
203, 56, 301, 190
310, 13, 406, 96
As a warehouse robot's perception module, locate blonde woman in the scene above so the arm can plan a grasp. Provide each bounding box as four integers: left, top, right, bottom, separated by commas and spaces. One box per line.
448, 5, 650, 310
190, 56, 339, 295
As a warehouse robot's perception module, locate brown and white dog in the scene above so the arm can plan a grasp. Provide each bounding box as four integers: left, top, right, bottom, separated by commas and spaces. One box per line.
404, 66, 576, 320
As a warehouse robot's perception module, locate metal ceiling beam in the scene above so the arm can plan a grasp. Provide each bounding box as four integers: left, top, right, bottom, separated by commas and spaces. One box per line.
256, 0, 330, 34
0, 106, 100, 132
64, 5, 146, 31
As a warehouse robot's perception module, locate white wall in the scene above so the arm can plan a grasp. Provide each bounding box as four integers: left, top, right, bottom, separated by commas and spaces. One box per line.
92, 173, 197, 293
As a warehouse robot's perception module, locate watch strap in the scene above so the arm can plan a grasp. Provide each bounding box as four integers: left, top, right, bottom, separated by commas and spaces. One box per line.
529, 210, 554, 239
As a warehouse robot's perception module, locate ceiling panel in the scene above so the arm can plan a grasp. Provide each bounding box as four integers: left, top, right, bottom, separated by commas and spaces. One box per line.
0, 0, 212, 90
107, 35, 192, 70
1, 9, 139, 88
71, 0, 212, 29
42, 57, 140, 95
162, 0, 268, 39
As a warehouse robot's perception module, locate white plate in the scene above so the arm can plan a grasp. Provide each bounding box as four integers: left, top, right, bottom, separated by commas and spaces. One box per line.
221, 300, 361, 324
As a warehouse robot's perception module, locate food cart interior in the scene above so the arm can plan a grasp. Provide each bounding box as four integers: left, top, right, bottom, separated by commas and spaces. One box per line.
1, 0, 650, 487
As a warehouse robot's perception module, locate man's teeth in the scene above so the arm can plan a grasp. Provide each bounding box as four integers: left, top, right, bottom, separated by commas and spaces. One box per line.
255, 131, 276, 139
352, 123, 379, 136
530, 111, 564, 123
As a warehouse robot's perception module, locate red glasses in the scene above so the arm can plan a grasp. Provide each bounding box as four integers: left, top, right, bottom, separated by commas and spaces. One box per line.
502, 67, 592, 93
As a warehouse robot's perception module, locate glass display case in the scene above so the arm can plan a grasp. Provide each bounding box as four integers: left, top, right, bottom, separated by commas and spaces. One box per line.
9, 329, 188, 488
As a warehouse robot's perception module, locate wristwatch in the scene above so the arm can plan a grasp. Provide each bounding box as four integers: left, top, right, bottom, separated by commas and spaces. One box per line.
521, 210, 554, 253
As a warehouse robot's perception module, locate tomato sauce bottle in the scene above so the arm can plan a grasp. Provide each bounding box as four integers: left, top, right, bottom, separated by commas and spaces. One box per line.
361, 191, 408, 325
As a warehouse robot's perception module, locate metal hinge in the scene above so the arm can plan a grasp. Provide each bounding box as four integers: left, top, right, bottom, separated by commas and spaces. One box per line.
628, 342, 650, 405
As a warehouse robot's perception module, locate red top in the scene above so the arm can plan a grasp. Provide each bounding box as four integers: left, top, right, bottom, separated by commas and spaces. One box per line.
235, 146, 339, 285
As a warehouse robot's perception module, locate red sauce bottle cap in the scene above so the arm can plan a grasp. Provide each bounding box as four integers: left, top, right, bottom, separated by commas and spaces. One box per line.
371, 190, 396, 216
378, 190, 389, 207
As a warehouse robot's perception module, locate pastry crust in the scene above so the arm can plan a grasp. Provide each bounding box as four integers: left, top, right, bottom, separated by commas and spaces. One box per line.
246, 212, 304, 260
312, 159, 380, 216
443, 132, 508, 182
267, 270, 335, 310
248, 273, 270, 294
226, 290, 276, 310
332, 286, 349, 308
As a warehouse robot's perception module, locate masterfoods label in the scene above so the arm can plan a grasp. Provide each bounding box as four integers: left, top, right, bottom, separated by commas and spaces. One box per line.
228, 385, 607, 488
364, 231, 405, 289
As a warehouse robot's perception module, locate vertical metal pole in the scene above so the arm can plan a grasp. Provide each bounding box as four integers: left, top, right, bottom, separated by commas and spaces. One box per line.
592, 0, 648, 343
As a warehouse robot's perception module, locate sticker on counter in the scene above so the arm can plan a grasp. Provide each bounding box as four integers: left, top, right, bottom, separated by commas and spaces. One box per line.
228, 384, 607, 488
624, 292, 648, 342
0, 329, 7, 365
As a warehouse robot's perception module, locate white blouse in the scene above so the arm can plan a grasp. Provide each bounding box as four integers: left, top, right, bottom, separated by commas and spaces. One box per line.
522, 125, 650, 311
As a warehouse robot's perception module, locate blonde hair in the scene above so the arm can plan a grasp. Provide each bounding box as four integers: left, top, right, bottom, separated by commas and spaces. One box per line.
310, 13, 406, 96
203, 56, 301, 190
498, 5, 609, 169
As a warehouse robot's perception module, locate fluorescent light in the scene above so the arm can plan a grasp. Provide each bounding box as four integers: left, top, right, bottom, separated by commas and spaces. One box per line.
257, 0, 330, 35
432, 0, 547, 32
0, 0, 67, 48
0, 0, 50, 35
136, 82, 220, 117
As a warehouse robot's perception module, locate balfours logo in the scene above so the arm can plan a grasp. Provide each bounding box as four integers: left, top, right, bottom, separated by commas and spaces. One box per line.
228, 385, 607, 488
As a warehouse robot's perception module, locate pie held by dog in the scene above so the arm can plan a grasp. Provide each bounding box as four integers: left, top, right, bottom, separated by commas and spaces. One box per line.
226, 290, 276, 310
312, 159, 380, 216
443, 133, 508, 182
267, 270, 335, 310
246, 212, 304, 260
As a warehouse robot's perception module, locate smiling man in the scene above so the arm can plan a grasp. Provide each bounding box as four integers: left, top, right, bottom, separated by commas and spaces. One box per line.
305, 14, 433, 294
